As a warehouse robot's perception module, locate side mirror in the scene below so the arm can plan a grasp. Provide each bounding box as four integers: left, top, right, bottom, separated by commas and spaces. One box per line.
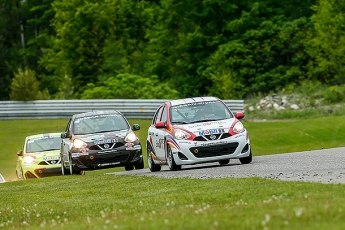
132, 124, 140, 131
17, 150, 23, 156
61, 132, 67, 138
235, 112, 244, 120
155, 121, 166, 128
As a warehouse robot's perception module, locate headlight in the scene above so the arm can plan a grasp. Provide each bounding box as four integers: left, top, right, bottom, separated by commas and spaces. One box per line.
24, 155, 36, 164
174, 129, 191, 140
125, 132, 138, 142
73, 139, 87, 148
233, 121, 245, 133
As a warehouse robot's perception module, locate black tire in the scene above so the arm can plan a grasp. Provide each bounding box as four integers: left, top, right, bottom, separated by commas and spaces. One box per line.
239, 150, 252, 164
167, 145, 181, 171
219, 159, 230, 165
147, 146, 161, 172
125, 164, 134, 171
69, 154, 83, 175
61, 153, 67, 175
134, 158, 144, 170
61, 163, 66, 175
16, 168, 24, 180
68, 154, 73, 175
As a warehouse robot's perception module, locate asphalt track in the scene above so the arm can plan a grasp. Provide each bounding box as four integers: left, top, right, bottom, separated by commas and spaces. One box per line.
108, 147, 345, 184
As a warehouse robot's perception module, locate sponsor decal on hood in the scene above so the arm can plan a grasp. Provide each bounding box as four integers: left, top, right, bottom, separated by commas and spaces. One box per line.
75, 130, 127, 143
175, 119, 234, 134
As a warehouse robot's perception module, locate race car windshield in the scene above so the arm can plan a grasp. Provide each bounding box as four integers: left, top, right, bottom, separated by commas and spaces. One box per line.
26, 136, 61, 153
170, 101, 233, 124
73, 114, 129, 135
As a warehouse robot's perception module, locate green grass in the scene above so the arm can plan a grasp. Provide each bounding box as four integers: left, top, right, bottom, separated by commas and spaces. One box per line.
1, 175, 345, 229
1, 118, 345, 229
245, 116, 345, 155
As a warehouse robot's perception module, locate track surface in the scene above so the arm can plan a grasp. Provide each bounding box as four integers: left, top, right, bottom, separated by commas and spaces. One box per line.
109, 147, 345, 184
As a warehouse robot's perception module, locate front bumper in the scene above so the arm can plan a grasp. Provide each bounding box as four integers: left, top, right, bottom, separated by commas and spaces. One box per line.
23, 166, 62, 179
71, 148, 143, 170
171, 132, 251, 165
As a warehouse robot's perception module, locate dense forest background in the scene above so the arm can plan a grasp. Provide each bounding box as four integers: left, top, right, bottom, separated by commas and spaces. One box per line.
1, 0, 345, 101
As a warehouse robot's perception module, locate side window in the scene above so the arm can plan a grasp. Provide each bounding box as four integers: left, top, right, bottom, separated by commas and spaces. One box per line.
65, 119, 72, 137
153, 106, 163, 125
161, 105, 167, 123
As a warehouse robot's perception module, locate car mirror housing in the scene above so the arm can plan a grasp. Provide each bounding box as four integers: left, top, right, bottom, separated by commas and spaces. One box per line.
155, 121, 166, 128
235, 112, 244, 119
132, 124, 140, 131
61, 132, 67, 138
17, 150, 23, 156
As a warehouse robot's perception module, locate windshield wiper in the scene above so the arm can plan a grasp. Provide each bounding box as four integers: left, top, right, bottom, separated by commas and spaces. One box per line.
171, 121, 189, 124
44, 148, 59, 151
190, 119, 217, 124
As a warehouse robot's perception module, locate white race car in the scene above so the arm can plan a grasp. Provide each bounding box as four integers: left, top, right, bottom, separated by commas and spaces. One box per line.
146, 96, 252, 171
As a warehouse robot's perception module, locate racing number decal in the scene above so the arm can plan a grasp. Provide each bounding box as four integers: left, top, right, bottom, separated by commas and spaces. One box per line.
155, 138, 164, 149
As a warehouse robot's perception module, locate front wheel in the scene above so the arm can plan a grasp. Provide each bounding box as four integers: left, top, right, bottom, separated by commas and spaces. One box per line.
239, 150, 252, 164
69, 154, 83, 175
147, 146, 161, 172
167, 146, 181, 171
219, 159, 230, 165
61, 154, 67, 175
16, 168, 24, 180
134, 158, 144, 170
125, 164, 134, 171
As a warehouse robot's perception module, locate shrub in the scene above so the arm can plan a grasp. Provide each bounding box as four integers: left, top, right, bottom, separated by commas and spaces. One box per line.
322, 85, 345, 103
81, 74, 180, 99
10, 68, 50, 101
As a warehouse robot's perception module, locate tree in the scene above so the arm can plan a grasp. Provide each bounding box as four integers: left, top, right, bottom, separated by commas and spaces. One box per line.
81, 73, 179, 99
306, 0, 345, 84
0, 0, 22, 100
40, 0, 118, 98
10, 68, 50, 101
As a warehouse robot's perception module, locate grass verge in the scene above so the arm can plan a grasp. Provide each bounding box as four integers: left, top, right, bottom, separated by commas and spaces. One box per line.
1, 117, 345, 229
1, 174, 345, 230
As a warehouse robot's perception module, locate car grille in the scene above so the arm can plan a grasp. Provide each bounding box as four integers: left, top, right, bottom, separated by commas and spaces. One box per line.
193, 133, 232, 141
38, 159, 61, 165
189, 142, 239, 158
34, 168, 62, 178
80, 153, 130, 165
89, 142, 125, 150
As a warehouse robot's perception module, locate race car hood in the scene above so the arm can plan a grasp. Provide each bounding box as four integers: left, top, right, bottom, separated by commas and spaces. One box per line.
73, 130, 129, 144
25, 149, 60, 159
25, 149, 61, 161
175, 118, 237, 135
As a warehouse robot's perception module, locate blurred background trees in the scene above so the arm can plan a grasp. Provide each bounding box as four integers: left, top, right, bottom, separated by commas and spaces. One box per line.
1, 0, 345, 101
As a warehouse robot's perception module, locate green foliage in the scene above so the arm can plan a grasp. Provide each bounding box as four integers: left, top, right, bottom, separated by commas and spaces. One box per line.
9, 68, 50, 101
307, 0, 345, 84
55, 74, 75, 99
206, 67, 246, 99
3, 0, 342, 100
287, 80, 324, 96
40, 0, 118, 96
0, 0, 22, 100
322, 85, 345, 103
81, 74, 179, 99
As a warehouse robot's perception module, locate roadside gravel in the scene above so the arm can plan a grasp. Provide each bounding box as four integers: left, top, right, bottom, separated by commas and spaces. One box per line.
109, 147, 345, 184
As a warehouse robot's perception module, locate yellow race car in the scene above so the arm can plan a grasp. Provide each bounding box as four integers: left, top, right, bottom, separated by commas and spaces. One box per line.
16, 133, 62, 180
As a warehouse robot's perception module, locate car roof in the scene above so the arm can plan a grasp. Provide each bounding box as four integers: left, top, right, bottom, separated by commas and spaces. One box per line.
168, 96, 220, 106
27, 133, 61, 139
73, 110, 122, 119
